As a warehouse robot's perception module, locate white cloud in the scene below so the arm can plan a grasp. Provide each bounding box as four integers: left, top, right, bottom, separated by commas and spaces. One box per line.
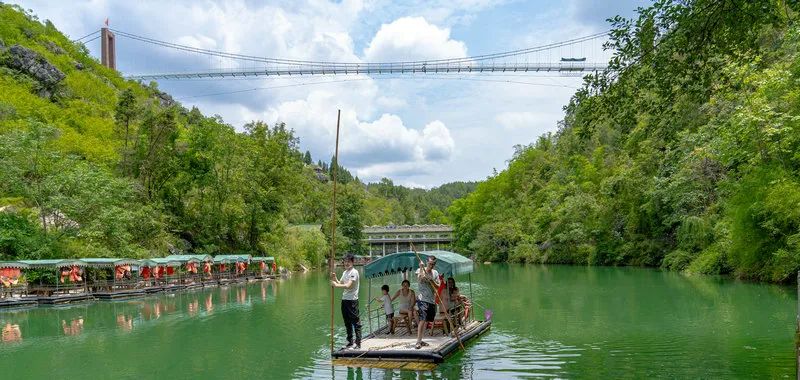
257, 86, 455, 183
495, 111, 538, 130
363, 17, 467, 62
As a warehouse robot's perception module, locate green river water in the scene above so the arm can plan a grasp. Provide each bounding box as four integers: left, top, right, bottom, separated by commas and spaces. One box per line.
0, 264, 795, 379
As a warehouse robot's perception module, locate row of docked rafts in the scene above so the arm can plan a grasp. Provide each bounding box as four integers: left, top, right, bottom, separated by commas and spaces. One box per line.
0, 254, 279, 307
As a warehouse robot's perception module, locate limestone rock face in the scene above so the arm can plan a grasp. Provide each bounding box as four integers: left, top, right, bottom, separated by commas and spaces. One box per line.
44, 40, 65, 55
6, 44, 65, 88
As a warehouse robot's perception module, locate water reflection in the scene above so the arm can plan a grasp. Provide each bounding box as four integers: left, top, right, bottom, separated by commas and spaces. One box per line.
116, 314, 133, 332
2, 323, 22, 343
61, 318, 84, 336
236, 287, 247, 304
188, 298, 199, 317
205, 293, 214, 313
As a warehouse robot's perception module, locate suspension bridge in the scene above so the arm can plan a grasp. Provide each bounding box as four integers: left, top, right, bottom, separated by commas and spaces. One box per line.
74, 28, 611, 81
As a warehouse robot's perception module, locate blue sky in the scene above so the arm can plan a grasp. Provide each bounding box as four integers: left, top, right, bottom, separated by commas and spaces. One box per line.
12, 0, 647, 187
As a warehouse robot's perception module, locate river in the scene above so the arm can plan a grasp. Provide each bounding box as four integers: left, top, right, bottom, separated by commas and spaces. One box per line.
0, 264, 795, 378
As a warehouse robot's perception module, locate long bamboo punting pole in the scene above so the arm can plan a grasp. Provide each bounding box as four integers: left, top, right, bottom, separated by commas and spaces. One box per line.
330, 109, 341, 354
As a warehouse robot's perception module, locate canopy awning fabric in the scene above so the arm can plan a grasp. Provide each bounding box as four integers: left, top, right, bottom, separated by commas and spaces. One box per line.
363, 251, 473, 279
214, 255, 251, 263
0, 261, 29, 269
165, 254, 213, 263
19, 259, 87, 268
81, 258, 140, 268
139, 258, 181, 267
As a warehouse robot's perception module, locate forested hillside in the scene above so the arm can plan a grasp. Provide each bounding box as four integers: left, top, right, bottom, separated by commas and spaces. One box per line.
0, 4, 468, 268
450, 0, 800, 282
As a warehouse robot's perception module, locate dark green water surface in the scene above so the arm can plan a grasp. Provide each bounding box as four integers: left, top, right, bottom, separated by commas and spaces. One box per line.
0, 265, 795, 379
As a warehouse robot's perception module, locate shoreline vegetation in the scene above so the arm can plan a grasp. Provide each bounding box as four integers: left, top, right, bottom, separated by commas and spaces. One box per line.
448, 1, 800, 283
2, 2, 800, 284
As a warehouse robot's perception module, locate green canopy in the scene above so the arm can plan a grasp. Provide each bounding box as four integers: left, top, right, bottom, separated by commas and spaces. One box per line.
363, 251, 473, 279
0, 261, 29, 269
139, 258, 181, 267
251, 256, 275, 263
81, 258, 140, 268
19, 259, 86, 268
165, 254, 213, 263
214, 254, 250, 263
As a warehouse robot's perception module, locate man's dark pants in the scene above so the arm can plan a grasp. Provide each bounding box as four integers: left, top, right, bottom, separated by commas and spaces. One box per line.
341, 299, 362, 345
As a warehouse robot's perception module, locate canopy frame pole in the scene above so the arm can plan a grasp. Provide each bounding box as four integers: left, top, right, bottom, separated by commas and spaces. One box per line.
329, 109, 341, 354
368, 278, 373, 334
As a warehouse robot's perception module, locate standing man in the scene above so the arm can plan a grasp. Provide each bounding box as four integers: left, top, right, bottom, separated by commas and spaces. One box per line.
331, 253, 361, 349
415, 255, 441, 349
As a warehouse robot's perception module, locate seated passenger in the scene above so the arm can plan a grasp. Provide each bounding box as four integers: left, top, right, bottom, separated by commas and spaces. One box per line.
451, 287, 472, 326
391, 279, 417, 334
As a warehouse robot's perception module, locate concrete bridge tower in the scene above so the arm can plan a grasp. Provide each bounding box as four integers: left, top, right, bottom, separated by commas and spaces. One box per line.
100, 27, 116, 69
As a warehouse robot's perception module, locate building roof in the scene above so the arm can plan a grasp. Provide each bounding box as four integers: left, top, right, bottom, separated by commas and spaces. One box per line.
363, 250, 473, 279
363, 224, 453, 234
251, 256, 275, 262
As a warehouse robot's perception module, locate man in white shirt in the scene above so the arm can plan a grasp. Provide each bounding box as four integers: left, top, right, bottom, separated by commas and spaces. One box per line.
331, 254, 361, 349
415, 255, 440, 349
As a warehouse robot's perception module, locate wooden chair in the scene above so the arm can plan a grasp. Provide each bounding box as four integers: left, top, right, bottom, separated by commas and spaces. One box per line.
393, 312, 415, 335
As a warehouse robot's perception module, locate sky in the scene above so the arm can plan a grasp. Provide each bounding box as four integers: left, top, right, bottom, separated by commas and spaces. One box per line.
12, 0, 647, 188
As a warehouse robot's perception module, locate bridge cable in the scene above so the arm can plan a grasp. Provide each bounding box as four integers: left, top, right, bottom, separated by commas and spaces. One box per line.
109, 28, 609, 67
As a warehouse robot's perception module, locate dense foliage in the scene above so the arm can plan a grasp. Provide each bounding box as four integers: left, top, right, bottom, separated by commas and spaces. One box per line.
450, 0, 800, 282
0, 4, 469, 268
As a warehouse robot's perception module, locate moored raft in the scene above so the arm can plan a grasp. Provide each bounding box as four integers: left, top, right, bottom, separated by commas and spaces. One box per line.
332, 250, 491, 367
82, 258, 145, 300
214, 254, 253, 285
20, 259, 92, 304
249, 256, 276, 280
166, 254, 214, 290
0, 261, 37, 308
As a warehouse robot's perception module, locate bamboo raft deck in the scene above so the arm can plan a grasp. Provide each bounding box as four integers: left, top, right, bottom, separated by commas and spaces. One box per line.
36, 292, 92, 305
92, 288, 147, 300
0, 296, 38, 308
332, 319, 491, 366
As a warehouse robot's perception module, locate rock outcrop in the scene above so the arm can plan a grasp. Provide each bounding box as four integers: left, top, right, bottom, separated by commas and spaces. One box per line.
6, 44, 65, 89
44, 40, 65, 55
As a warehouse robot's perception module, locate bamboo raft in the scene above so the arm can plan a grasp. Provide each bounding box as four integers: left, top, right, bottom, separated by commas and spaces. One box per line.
332, 319, 491, 367
332, 250, 491, 369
